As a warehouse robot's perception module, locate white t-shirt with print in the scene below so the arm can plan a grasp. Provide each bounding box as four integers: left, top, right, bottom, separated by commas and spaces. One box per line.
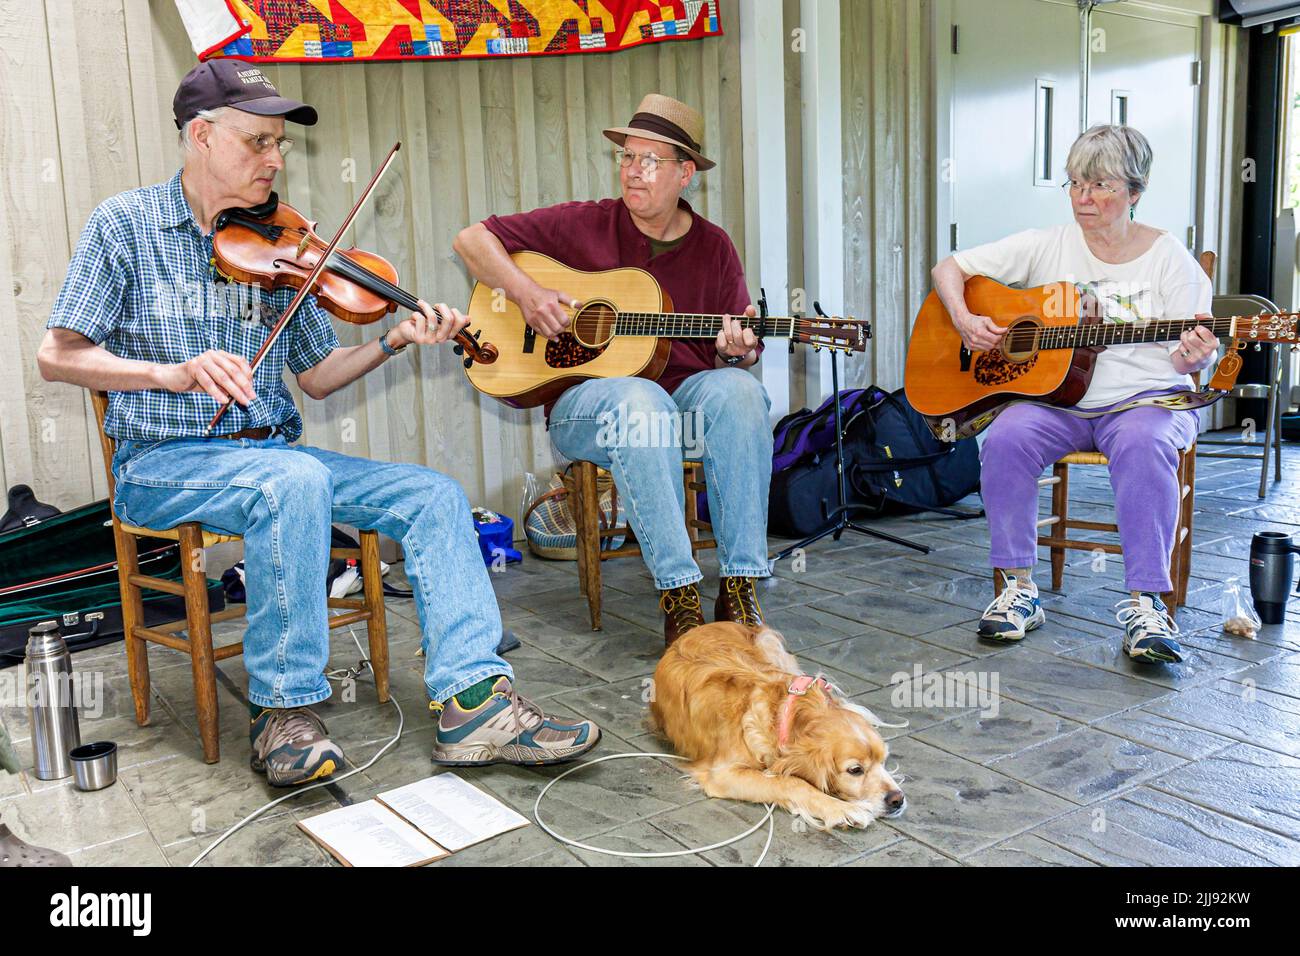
951, 223, 1213, 409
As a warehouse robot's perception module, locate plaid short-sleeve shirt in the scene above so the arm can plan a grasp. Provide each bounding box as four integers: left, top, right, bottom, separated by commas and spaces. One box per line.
48, 170, 339, 442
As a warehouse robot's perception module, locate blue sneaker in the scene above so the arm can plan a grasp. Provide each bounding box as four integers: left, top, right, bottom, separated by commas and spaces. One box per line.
1116, 593, 1184, 664
430, 678, 599, 767
978, 572, 1045, 642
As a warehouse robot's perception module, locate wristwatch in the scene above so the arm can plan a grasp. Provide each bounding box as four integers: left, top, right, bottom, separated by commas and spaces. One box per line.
719, 349, 745, 367
379, 328, 407, 356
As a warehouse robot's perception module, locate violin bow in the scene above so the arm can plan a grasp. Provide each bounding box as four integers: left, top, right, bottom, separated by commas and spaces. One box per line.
204, 141, 403, 435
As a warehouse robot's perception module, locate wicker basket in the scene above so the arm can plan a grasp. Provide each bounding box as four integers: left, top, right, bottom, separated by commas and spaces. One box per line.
523, 467, 626, 560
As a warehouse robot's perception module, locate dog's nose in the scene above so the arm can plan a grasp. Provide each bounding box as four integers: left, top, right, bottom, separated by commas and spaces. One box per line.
884, 790, 906, 815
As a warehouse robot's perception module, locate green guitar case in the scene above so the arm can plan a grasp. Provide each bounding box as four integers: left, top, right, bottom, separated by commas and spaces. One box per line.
0, 498, 224, 664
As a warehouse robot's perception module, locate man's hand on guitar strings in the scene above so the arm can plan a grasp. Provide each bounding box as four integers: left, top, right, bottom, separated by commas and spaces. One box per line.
520, 284, 579, 340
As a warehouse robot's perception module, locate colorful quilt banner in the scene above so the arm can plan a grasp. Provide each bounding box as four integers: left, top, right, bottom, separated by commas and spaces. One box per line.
175, 1, 723, 63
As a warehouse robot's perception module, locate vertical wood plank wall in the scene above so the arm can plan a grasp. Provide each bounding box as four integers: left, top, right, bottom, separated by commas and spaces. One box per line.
840, 0, 935, 393
0, 0, 1243, 521
0, 0, 748, 517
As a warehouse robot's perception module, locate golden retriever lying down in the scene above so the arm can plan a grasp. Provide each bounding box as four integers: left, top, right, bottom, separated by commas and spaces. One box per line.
650, 622, 905, 830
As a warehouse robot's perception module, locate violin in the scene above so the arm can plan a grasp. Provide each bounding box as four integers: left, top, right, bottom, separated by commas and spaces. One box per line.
211, 192, 498, 368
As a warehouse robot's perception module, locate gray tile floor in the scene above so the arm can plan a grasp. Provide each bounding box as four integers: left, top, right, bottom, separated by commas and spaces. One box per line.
2, 432, 1299, 866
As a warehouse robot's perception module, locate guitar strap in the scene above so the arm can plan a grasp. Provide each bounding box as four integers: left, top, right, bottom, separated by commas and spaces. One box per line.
939, 338, 1250, 440
948, 386, 1230, 441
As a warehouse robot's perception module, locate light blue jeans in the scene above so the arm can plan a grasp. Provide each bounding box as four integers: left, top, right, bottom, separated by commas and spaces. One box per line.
548, 368, 773, 590
110, 436, 510, 709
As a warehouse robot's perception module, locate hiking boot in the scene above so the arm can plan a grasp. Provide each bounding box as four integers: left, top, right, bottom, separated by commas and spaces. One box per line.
431, 677, 599, 766
660, 582, 706, 647
249, 706, 345, 787
715, 576, 766, 628
978, 571, 1045, 642
1116, 593, 1184, 664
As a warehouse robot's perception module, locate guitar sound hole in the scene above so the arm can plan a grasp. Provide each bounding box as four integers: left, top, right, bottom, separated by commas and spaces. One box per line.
545, 332, 605, 369
573, 301, 617, 348
973, 350, 1038, 386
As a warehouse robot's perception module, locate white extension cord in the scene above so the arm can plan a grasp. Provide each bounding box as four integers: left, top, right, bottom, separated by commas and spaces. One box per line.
188, 624, 403, 867
188, 625, 889, 867
533, 752, 777, 866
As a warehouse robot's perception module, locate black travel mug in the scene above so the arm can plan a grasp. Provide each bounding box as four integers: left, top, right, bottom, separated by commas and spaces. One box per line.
1249, 532, 1300, 625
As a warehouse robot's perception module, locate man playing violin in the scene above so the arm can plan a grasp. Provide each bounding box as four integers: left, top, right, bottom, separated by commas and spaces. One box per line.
454, 94, 772, 648
37, 61, 599, 786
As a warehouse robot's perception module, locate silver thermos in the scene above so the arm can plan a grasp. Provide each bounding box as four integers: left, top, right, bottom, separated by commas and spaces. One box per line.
25, 621, 81, 780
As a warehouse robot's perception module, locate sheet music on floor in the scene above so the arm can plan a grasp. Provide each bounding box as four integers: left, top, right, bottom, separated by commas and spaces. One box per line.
377, 773, 529, 852
297, 773, 528, 866
296, 800, 448, 867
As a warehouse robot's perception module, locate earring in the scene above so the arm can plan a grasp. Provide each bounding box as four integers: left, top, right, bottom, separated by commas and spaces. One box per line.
1129, 204, 1136, 221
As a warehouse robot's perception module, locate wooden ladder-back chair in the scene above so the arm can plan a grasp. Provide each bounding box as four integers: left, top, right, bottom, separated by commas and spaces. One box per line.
90, 391, 389, 763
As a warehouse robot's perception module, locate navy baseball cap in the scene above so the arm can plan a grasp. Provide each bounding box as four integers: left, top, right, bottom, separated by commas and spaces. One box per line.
173, 60, 318, 130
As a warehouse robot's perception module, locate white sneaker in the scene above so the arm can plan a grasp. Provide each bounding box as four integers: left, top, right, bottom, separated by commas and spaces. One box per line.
1116, 593, 1184, 664
978, 572, 1045, 642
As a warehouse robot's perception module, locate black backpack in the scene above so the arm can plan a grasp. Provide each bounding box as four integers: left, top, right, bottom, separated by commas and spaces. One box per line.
845, 388, 982, 517
767, 387, 981, 537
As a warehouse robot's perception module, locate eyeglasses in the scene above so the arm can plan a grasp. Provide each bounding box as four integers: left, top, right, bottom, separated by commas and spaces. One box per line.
1061, 178, 1121, 198
614, 147, 686, 173
210, 121, 295, 157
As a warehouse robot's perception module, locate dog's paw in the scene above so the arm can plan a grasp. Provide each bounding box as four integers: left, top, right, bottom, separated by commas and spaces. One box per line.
793, 796, 876, 831
833, 802, 878, 830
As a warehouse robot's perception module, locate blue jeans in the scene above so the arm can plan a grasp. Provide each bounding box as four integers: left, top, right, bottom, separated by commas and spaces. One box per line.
110, 436, 510, 709
548, 368, 773, 590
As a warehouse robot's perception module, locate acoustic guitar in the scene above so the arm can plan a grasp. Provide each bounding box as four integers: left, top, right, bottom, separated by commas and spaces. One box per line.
464, 252, 869, 409
904, 276, 1300, 437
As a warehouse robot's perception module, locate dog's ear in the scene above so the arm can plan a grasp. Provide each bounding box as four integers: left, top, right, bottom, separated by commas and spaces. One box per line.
769, 705, 838, 791
770, 743, 834, 793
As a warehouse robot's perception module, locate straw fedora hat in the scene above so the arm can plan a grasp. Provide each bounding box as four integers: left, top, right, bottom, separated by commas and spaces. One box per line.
602, 93, 715, 171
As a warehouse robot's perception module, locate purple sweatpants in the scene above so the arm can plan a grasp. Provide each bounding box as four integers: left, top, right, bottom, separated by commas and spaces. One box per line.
979, 399, 1200, 592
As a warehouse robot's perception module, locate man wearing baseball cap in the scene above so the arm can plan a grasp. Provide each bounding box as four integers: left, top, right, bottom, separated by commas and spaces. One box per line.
455, 93, 772, 648
37, 61, 600, 785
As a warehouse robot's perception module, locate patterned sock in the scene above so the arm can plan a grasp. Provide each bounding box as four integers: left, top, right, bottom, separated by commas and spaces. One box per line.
454, 676, 505, 710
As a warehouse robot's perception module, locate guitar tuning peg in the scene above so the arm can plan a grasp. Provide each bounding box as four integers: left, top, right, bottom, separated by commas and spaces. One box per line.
1254, 343, 1262, 352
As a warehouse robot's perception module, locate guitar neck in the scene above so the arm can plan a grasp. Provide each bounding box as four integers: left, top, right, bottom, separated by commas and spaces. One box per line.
614, 312, 800, 337
1039, 314, 1275, 350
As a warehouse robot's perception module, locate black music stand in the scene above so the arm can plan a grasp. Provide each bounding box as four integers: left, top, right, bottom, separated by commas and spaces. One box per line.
771, 301, 930, 565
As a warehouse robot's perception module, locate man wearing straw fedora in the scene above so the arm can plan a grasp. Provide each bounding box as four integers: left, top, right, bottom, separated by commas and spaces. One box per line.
456, 94, 772, 648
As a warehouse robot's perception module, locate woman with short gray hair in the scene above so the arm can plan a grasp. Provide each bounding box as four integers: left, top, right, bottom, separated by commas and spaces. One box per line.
930, 124, 1218, 664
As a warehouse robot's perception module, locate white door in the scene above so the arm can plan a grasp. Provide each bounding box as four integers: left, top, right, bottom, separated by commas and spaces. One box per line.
948, 0, 1200, 253
950, 0, 1082, 250
1087, 6, 1200, 248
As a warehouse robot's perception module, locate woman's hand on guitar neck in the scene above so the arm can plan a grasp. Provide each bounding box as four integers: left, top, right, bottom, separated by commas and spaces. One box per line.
1172, 320, 1218, 374
520, 283, 580, 340
952, 312, 1004, 352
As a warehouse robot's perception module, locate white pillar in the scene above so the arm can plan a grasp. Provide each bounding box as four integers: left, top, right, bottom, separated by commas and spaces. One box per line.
799, 0, 843, 408
740, 0, 790, 423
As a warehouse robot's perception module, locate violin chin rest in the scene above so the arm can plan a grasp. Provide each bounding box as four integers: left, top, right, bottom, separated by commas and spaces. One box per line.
244, 191, 280, 219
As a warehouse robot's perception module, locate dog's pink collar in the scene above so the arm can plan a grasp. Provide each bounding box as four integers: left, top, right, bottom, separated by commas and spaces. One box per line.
777, 675, 829, 747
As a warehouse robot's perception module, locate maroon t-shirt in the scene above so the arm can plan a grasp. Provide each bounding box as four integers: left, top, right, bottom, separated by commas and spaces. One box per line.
482, 198, 757, 411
